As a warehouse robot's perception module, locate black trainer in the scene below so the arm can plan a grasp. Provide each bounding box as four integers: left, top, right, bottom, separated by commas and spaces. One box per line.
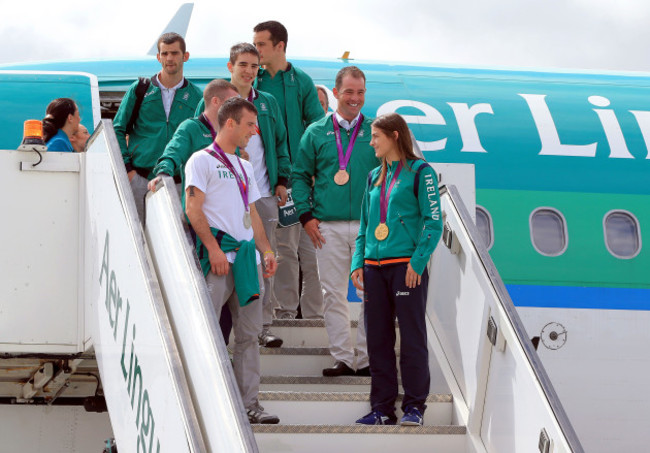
322, 361, 355, 377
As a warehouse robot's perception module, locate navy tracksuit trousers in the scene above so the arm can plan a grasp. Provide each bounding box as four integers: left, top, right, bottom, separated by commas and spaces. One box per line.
364, 262, 430, 417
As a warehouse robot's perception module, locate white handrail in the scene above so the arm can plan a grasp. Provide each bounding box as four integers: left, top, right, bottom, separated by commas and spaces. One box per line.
427, 184, 584, 453
145, 175, 258, 452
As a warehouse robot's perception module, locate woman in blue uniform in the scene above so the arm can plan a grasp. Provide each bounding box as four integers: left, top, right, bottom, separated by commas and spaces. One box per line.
42, 98, 81, 152
351, 113, 443, 426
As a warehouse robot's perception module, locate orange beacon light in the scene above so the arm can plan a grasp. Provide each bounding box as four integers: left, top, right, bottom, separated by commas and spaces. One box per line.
18, 119, 47, 152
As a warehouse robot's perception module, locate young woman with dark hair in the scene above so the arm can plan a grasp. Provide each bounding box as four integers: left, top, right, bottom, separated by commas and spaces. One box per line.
42, 98, 80, 152
351, 113, 443, 427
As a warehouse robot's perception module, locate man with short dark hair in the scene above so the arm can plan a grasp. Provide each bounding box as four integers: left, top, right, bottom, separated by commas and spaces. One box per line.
114, 32, 202, 222
185, 96, 280, 424
253, 20, 325, 321
292, 66, 380, 377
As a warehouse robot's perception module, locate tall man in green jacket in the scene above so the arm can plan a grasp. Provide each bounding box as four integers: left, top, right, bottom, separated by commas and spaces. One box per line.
113, 32, 202, 223
292, 66, 380, 377
226, 43, 291, 348
253, 20, 326, 320
147, 79, 239, 195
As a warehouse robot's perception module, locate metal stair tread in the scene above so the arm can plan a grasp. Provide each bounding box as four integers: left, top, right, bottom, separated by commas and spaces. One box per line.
252, 424, 466, 434
259, 347, 398, 356
260, 375, 372, 385
260, 346, 331, 355
272, 319, 358, 328
272, 319, 399, 328
258, 391, 452, 403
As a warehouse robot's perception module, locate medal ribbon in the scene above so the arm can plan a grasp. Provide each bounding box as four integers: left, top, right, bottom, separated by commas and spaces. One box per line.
332, 114, 364, 171
380, 163, 402, 224
206, 143, 250, 212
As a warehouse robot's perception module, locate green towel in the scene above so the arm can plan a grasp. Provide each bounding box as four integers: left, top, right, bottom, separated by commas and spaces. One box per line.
195, 227, 260, 306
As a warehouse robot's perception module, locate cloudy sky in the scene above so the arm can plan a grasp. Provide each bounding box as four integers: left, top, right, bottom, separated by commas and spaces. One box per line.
1, 0, 649, 72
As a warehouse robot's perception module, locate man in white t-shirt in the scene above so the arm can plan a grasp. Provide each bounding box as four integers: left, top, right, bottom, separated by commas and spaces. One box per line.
185, 97, 280, 424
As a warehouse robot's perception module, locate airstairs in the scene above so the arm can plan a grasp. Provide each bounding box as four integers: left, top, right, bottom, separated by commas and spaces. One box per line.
252, 319, 466, 451
0, 120, 584, 452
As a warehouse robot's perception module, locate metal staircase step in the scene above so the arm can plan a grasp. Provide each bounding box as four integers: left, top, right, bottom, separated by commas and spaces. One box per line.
268, 318, 400, 348
269, 319, 358, 348
253, 423, 465, 434
259, 347, 388, 376
272, 319, 360, 328
260, 375, 373, 392
254, 312, 463, 453
260, 347, 333, 375
258, 391, 453, 425
253, 423, 466, 453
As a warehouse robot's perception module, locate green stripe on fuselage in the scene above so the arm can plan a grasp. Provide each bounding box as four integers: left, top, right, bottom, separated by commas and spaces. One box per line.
479, 189, 650, 288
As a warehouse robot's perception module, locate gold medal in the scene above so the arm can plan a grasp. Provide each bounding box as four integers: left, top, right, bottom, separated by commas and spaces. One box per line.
334, 169, 350, 185
375, 223, 389, 241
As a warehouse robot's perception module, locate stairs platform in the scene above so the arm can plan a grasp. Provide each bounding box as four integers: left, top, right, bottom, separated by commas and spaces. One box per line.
258, 391, 453, 425
252, 315, 465, 452
253, 423, 466, 452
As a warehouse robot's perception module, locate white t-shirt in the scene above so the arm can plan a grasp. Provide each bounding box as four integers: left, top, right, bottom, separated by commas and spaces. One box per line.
244, 130, 271, 197
185, 149, 261, 264
244, 89, 271, 197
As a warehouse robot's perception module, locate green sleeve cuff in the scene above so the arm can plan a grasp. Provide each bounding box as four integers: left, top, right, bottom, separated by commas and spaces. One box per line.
409, 255, 428, 276
350, 245, 365, 275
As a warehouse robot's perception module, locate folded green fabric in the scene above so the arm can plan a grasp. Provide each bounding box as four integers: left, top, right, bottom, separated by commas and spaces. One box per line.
195, 227, 260, 306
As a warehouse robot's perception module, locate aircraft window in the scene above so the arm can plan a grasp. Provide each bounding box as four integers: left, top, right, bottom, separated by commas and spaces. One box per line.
604, 211, 641, 259
475, 206, 493, 250
530, 208, 568, 256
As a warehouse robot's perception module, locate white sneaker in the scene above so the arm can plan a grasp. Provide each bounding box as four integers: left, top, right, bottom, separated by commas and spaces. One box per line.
247, 401, 280, 424
258, 328, 283, 348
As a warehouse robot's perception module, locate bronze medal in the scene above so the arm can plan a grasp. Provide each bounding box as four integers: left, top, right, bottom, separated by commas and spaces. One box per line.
375, 223, 389, 241
334, 169, 350, 185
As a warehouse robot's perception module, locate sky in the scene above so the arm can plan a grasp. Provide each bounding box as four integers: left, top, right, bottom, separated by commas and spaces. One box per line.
1, 0, 650, 72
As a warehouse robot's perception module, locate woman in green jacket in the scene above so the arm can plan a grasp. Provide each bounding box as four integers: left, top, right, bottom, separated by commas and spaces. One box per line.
351, 113, 443, 427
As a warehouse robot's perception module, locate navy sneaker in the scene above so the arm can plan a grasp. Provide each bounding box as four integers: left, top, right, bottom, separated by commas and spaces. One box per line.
355, 410, 396, 425
400, 406, 423, 426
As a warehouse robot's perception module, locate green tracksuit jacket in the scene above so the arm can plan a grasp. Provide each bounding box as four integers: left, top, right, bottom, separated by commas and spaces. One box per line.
113, 76, 202, 178
292, 114, 380, 224
255, 63, 325, 158
351, 159, 443, 275
194, 89, 291, 188
152, 115, 213, 179
195, 227, 260, 306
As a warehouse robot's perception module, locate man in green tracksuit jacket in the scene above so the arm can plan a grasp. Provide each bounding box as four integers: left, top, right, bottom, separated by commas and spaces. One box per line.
147, 79, 239, 200
253, 21, 324, 158
113, 32, 202, 222
253, 20, 326, 321
292, 66, 380, 377
222, 43, 291, 348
